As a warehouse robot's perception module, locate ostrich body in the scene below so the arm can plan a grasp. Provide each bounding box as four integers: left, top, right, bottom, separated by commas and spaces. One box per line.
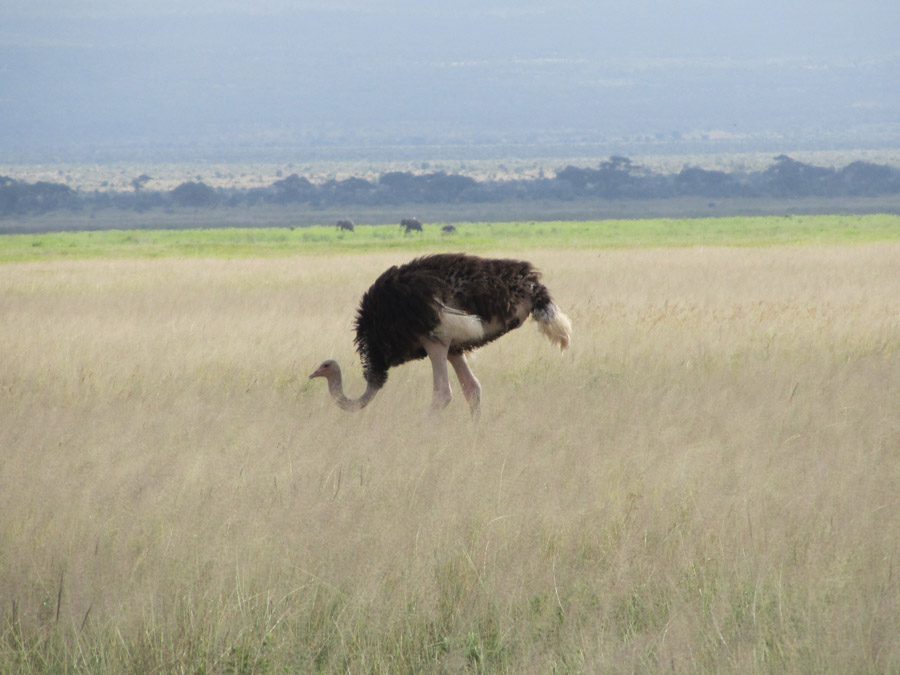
310, 253, 571, 416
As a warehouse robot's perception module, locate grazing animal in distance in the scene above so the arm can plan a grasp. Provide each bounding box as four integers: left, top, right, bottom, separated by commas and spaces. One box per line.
441, 224, 457, 235
309, 253, 571, 416
401, 217, 423, 233
336, 219, 355, 232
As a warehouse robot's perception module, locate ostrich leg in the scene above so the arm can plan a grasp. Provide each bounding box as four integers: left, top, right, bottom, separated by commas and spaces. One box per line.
448, 352, 482, 417
421, 338, 452, 411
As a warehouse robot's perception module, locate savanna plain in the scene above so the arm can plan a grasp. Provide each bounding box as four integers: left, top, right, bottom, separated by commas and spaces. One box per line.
2, 220, 900, 673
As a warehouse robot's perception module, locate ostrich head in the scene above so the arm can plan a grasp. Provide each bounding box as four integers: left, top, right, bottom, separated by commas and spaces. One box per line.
309, 359, 380, 411
309, 359, 339, 381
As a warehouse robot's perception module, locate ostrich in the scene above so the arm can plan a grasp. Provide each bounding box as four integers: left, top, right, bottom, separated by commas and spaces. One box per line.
336, 219, 355, 232
309, 253, 571, 416
401, 217, 423, 233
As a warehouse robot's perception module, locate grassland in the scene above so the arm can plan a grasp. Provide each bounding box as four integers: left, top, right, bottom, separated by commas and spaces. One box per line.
2, 220, 900, 672
2, 213, 900, 262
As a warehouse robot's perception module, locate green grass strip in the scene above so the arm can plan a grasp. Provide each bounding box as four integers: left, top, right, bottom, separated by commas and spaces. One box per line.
2, 214, 899, 262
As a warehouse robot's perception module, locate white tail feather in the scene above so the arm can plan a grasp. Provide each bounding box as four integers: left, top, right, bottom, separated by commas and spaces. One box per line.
534, 303, 571, 350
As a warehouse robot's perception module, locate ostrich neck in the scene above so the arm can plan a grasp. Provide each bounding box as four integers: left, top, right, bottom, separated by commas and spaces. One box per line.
327, 369, 380, 412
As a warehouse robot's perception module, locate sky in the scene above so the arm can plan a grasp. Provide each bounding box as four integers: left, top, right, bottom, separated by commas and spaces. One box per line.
1, 1, 898, 161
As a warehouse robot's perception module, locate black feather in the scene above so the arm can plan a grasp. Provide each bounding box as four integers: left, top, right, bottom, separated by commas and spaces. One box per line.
352, 253, 555, 388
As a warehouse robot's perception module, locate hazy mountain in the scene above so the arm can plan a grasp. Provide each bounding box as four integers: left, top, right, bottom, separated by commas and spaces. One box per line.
1, 1, 898, 161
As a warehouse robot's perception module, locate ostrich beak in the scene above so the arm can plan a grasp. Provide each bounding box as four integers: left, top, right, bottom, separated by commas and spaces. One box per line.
309, 362, 329, 379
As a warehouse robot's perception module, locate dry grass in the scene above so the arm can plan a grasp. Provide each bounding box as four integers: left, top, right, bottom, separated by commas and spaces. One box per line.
1, 246, 899, 673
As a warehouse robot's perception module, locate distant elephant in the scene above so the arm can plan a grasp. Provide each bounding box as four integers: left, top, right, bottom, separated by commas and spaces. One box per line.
441, 224, 457, 235
400, 217, 423, 233
336, 219, 355, 232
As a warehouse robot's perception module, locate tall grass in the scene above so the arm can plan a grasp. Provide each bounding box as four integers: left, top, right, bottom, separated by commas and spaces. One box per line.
1, 247, 899, 672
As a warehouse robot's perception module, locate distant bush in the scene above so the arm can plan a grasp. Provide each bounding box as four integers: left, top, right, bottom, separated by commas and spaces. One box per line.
170, 181, 218, 208
271, 173, 316, 203
0, 177, 80, 215
674, 167, 740, 198
2, 155, 899, 219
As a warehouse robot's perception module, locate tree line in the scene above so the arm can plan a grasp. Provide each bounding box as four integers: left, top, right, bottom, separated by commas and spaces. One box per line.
2, 155, 899, 218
